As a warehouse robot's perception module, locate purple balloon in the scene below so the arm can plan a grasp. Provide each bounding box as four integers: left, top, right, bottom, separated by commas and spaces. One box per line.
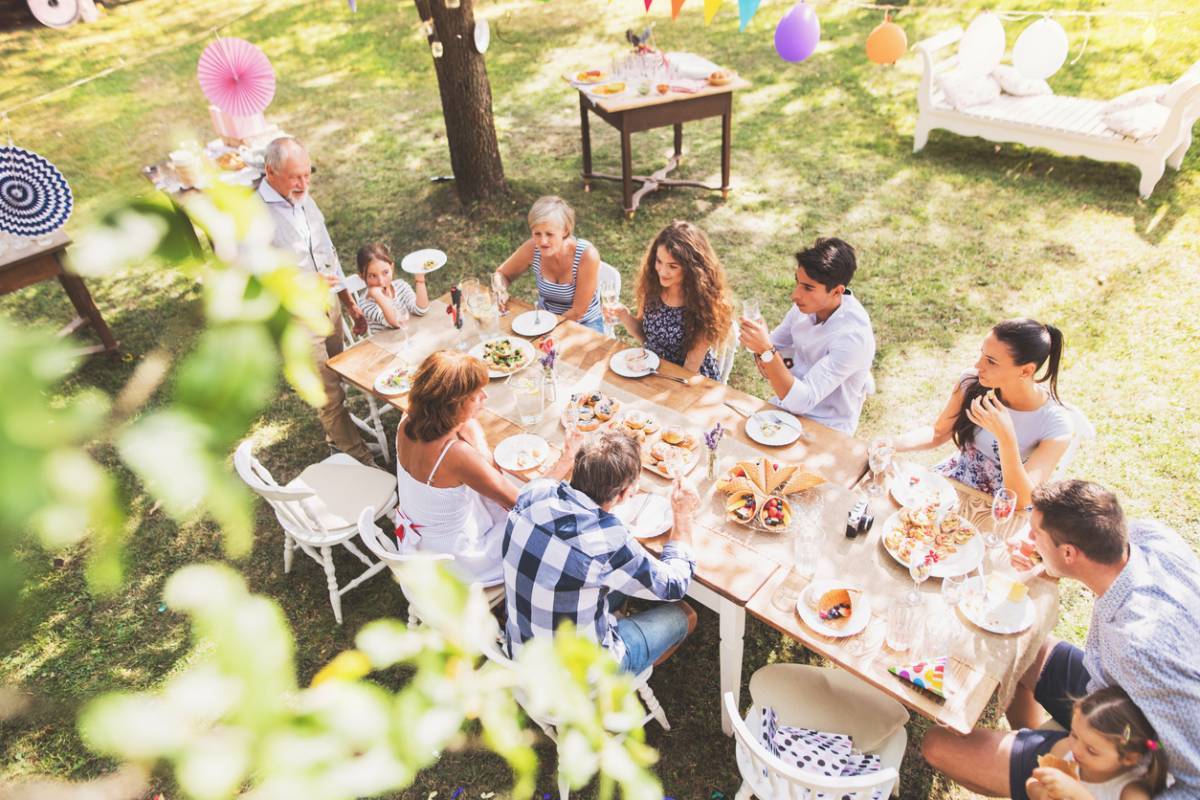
775, 1, 820, 63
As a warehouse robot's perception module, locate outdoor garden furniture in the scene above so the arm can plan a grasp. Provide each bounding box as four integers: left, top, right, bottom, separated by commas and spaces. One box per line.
0, 230, 118, 354
567, 74, 751, 217
725, 663, 909, 799
338, 272, 397, 464
913, 27, 1200, 198
233, 440, 397, 624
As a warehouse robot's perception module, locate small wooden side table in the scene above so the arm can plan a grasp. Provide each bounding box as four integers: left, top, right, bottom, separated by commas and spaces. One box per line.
568, 76, 751, 218
0, 231, 119, 354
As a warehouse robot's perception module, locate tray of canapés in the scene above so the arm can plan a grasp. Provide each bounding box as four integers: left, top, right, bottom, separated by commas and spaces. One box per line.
608, 409, 700, 478
879, 503, 984, 578
715, 458, 826, 532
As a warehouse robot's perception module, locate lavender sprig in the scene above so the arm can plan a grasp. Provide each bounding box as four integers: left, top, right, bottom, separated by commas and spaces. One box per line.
703, 421, 725, 451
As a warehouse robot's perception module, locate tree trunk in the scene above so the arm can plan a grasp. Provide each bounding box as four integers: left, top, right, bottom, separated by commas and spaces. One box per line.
414, 0, 508, 204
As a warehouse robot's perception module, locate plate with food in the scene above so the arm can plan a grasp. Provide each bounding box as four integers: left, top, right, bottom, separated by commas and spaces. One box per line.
606, 409, 661, 442
746, 410, 804, 447
609, 347, 660, 378
511, 309, 558, 337
574, 69, 607, 85
723, 489, 794, 531
494, 434, 551, 473
470, 336, 535, 378
591, 82, 627, 97
565, 391, 621, 431
880, 505, 983, 578
612, 492, 673, 539
400, 248, 447, 275
643, 425, 700, 479
890, 462, 958, 511
374, 362, 414, 396
716, 458, 826, 497
959, 574, 1035, 635
797, 581, 871, 638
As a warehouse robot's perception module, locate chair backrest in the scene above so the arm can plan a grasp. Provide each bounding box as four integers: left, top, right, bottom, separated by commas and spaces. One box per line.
343, 273, 368, 304
598, 261, 621, 298
723, 692, 900, 800
715, 318, 740, 384
356, 506, 453, 620
233, 440, 339, 542
1054, 402, 1096, 479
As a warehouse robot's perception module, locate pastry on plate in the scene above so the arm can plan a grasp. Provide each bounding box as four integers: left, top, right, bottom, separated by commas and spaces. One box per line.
813, 588, 855, 629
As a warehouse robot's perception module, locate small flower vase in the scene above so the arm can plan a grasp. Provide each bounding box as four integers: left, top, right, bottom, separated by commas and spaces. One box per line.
543, 365, 558, 403
706, 446, 720, 482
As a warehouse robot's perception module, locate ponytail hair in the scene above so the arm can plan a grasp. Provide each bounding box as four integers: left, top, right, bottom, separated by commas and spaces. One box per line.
1075, 686, 1168, 795
951, 318, 1066, 449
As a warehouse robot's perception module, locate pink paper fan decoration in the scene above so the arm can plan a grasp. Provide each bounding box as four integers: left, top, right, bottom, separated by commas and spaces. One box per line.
197, 37, 276, 118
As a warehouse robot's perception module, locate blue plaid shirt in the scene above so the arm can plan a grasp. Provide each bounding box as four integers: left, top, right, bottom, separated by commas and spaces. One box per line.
1084, 520, 1200, 799
502, 479, 695, 666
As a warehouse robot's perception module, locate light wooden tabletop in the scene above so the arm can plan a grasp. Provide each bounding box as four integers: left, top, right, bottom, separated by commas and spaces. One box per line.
564, 74, 752, 114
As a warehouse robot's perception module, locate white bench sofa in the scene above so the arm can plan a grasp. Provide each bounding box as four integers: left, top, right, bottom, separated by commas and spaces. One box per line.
913, 27, 1200, 198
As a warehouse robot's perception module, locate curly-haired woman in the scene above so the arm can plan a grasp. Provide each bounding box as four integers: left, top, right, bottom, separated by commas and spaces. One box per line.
602, 221, 733, 381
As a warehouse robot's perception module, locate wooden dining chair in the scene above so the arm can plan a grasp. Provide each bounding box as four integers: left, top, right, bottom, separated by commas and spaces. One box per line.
337, 272, 396, 464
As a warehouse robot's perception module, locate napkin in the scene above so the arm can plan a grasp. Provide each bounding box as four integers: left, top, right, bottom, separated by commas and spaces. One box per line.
665, 51, 720, 80
889, 655, 946, 700
759, 706, 885, 798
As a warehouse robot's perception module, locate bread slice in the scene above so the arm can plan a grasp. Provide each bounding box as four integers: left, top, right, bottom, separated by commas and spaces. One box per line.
1036, 754, 1080, 780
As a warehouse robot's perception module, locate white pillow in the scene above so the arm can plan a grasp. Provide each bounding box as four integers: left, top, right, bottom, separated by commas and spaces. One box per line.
1101, 85, 1168, 115
993, 64, 1052, 97
1103, 103, 1170, 140
1161, 64, 1200, 108
937, 70, 1001, 110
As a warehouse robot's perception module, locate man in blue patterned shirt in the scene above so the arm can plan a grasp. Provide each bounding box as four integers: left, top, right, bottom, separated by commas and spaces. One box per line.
502, 431, 699, 673
923, 480, 1200, 799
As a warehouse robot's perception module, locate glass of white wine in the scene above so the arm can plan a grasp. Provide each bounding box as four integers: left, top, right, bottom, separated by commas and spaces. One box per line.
491, 272, 510, 316
599, 280, 619, 337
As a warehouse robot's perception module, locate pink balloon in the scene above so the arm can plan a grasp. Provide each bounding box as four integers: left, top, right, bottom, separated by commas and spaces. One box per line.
775, 1, 820, 63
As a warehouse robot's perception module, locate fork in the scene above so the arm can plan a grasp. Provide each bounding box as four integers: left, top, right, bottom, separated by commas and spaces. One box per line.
646, 368, 692, 385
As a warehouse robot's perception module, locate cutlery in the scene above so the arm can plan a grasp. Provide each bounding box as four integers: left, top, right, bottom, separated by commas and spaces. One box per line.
723, 401, 751, 418
646, 368, 692, 385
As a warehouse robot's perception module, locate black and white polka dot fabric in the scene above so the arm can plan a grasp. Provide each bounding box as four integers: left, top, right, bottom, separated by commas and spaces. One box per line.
759, 706, 884, 800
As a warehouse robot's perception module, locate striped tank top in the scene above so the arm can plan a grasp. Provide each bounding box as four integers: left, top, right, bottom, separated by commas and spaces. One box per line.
531, 237, 602, 325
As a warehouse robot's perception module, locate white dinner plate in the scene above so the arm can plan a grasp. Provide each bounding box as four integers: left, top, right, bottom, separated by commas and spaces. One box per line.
612, 493, 674, 539
890, 462, 958, 511
878, 509, 984, 579
373, 363, 413, 396
400, 248, 447, 275
609, 347, 660, 378
494, 434, 550, 473
796, 580, 872, 638
959, 575, 1035, 635
468, 336, 536, 379
745, 410, 803, 447
511, 309, 558, 337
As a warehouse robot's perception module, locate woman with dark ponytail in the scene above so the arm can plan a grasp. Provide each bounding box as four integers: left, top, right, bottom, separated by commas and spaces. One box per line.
886, 318, 1073, 507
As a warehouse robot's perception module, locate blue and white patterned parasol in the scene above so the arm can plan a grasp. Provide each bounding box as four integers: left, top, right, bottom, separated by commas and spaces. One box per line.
0, 146, 74, 237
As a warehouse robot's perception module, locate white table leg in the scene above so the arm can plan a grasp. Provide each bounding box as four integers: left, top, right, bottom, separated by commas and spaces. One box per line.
719, 597, 746, 737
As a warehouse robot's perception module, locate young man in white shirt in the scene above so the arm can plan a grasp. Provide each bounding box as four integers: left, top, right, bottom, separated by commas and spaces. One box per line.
738, 237, 876, 435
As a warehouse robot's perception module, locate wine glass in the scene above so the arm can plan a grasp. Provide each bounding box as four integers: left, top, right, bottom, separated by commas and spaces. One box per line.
867, 438, 894, 497
393, 303, 411, 346
907, 543, 934, 605
599, 280, 619, 337
987, 488, 1017, 554
491, 273, 510, 316
741, 299, 764, 351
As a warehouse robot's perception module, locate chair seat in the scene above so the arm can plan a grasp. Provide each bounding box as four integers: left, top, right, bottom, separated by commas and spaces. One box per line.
285, 454, 397, 533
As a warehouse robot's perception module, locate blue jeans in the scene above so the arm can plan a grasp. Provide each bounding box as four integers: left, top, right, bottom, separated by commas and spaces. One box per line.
581, 315, 606, 334
616, 603, 691, 675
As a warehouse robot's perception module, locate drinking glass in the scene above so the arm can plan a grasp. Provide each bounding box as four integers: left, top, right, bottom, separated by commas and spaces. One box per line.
599, 280, 619, 337
560, 403, 579, 434
741, 298, 764, 325
987, 488, 1017, 553
508, 371, 545, 428
792, 519, 823, 579
941, 573, 967, 610
466, 288, 498, 341
885, 600, 917, 654
907, 543, 933, 605
491, 273, 510, 316
867, 438, 894, 497
393, 303, 411, 346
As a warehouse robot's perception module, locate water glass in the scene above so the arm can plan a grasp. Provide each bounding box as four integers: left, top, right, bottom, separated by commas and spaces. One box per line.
885, 599, 918, 654
394, 303, 411, 345
941, 573, 967, 609
508, 371, 545, 428
792, 521, 823, 579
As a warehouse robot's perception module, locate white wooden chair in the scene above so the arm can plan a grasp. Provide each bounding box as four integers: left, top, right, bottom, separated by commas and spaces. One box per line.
726, 663, 910, 800
338, 272, 397, 464
480, 636, 671, 800
1054, 402, 1097, 479
914, 27, 1200, 198
233, 440, 397, 624
356, 506, 504, 625
716, 319, 740, 384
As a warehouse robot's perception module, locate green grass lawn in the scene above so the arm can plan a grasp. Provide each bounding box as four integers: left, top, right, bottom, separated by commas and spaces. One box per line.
1, 0, 1198, 796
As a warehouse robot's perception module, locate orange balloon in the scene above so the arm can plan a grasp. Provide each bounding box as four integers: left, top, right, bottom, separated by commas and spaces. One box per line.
866, 19, 907, 65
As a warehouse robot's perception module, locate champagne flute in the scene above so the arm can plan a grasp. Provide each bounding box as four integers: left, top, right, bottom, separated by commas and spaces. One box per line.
867, 438, 894, 497
599, 280, 619, 337
907, 543, 933, 605
491, 273, 510, 316
394, 303, 411, 347
987, 488, 1017, 554
741, 298, 764, 352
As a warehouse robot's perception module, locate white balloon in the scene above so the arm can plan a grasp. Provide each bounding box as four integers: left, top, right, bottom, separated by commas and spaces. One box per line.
958, 12, 1006, 77
1013, 17, 1068, 81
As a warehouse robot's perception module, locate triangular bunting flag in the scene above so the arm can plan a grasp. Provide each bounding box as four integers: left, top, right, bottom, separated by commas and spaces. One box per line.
671, 0, 685, 20
703, 0, 720, 24
644, 0, 653, 11
737, 0, 760, 30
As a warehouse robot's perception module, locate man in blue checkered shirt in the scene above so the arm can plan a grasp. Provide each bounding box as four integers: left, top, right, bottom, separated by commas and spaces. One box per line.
923, 480, 1200, 799
502, 431, 699, 674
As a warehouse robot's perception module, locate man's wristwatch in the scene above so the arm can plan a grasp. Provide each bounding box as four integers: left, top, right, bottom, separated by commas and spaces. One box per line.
756, 346, 778, 364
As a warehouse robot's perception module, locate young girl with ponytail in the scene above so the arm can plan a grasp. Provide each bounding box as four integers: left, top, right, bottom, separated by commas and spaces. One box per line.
886, 318, 1072, 506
